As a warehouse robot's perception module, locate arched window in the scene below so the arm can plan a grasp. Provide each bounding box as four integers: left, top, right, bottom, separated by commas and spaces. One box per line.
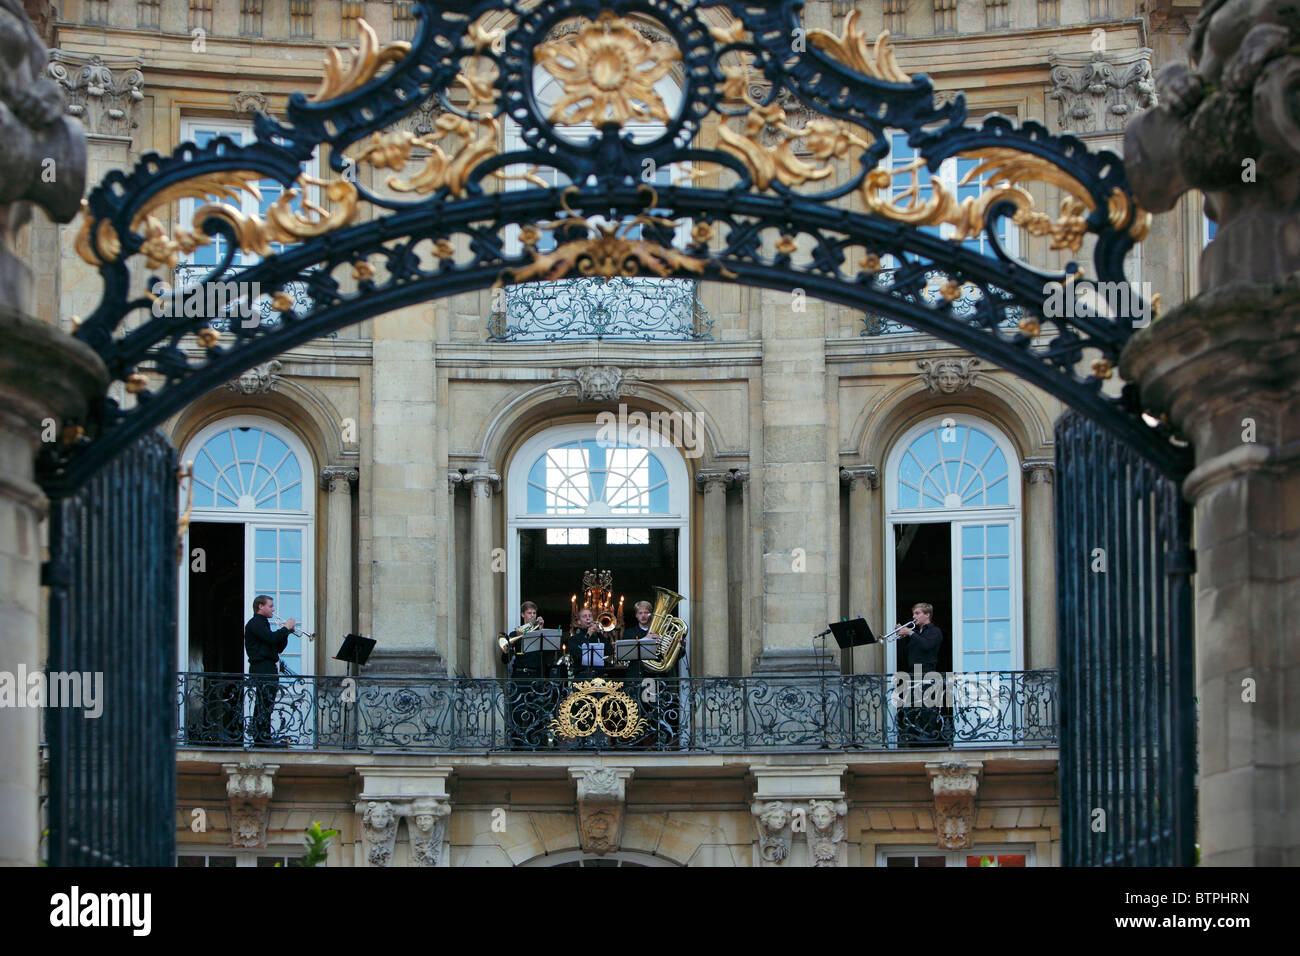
178, 417, 315, 681
506, 422, 690, 647
884, 415, 1022, 675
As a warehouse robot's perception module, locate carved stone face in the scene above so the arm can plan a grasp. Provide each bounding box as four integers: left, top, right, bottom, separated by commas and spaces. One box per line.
414, 813, 434, 833
367, 802, 394, 830
810, 802, 835, 832
760, 804, 789, 832
934, 361, 964, 393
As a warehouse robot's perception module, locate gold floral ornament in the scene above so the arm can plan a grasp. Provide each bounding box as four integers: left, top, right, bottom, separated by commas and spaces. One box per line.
806, 13, 911, 84
309, 19, 410, 103
355, 24, 543, 199
497, 186, 735, 287
549, 678, 649, 740
533, 11, 681, 128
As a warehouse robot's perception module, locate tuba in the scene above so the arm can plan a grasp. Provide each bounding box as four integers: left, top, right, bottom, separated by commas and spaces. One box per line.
642, 586, 688, 674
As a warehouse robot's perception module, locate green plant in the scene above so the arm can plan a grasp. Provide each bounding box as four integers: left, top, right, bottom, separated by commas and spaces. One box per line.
297, 821, 338, 867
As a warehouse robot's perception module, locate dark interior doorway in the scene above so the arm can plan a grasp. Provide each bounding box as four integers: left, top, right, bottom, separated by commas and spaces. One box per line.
893, 522, 954, 674
189, 521, 245, 674
517, 528, 678, 631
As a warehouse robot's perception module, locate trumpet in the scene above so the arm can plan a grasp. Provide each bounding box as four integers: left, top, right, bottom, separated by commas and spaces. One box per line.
877, 621, 916, 643
270, 616, 315, 642
497, 618, 541, 655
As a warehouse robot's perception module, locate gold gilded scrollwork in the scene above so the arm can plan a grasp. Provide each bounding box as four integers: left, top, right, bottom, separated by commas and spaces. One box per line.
806, 12, 911, 84
498, 187, 733, 286
309, 19, 410, 103
534, 11, 681, 128
549, 678, 649, 740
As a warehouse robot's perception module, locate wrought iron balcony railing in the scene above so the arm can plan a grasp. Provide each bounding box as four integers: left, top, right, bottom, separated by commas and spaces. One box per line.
487, 276, 711, 342
177, 671, 1057, 753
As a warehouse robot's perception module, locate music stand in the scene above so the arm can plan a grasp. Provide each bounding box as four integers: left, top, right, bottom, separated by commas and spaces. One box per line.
332, 634, 375, 751
614, 638, 659, 667
828, 618, 875, 677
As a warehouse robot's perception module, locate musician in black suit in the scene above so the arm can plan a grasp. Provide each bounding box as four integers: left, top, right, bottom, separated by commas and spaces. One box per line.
502, 601, 547, 676
621, 600, 656, 681
244, 595, 293, 746
897, 602, 946, 744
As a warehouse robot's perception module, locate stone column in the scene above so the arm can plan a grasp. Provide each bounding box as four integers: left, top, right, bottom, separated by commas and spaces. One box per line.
1020, 460, 1056, 669
0, 313, 105, 867
695, 472, 731, 676
468, 471, 499, 678
321, 467, 357, 677
840, 466, 881, 674
756, 288, 829, 674
1122, 285, 1300, 866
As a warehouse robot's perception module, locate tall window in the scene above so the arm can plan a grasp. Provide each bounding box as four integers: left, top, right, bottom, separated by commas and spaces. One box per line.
885, 415, 1022, 675
176, 119, 319, 327
180, 418, 315, 680
506, 423, 691, 639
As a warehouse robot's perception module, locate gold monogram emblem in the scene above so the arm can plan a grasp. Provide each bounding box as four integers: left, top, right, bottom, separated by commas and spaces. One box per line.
550, 678, 649, 740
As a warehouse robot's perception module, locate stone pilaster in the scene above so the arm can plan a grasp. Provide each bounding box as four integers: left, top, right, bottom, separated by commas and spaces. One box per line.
224, 761, 277, 849
1122, 281, 1300, 866
840, 465, 881, 674
571, 767, 634, 856
695, 471, 732, 676
321, 466, 358, 677
927, 760, 983, 850
1020, 459, 1056, 669
756, 287, 829, 674
468, 471, 499, 678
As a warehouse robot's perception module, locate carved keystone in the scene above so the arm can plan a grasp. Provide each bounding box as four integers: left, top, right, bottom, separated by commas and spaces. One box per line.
571, 767, 634, 856
927, 761, 983, 850
223, 761, 277, 849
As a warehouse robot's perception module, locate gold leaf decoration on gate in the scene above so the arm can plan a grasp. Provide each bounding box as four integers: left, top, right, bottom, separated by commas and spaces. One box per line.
550, 678, 649, 740
806, 12, 911, 84
309, 19, 411, 103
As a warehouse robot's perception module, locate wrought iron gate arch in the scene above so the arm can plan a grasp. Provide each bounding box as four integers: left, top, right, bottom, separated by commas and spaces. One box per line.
36, 0, 1196, 866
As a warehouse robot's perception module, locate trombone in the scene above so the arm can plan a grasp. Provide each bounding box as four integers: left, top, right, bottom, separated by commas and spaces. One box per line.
270, 616, 315, 642
497, 619, 541, 655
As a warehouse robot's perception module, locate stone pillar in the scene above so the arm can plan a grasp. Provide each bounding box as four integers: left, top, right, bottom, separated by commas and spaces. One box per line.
840, 466, 881, 674
756, 288, 829, 674
321, 467, 357, 677
695, 472, 731, 676
355, 766, 454, 867
0, 315, 105, 867
468, 471, 499, 678
1020, 459, 1056, 669
1122, 285, 1300, 866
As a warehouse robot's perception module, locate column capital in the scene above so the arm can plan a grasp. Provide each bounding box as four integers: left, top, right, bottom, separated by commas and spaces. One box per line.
695, 469, 747, 492
320, 465, 359, 491
467, 471, 501, 496
839, 465, 880, 490
1020, 459, 1054, 485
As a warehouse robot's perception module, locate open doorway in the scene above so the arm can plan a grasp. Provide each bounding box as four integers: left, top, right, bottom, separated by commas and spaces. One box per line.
517, 527, 679, 631
893, 522, 954, 674
189, 521, 245, 673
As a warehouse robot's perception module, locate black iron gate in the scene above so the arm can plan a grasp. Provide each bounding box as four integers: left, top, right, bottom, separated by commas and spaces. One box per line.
1056, 410, 1196, 866
43, 430, 178, 866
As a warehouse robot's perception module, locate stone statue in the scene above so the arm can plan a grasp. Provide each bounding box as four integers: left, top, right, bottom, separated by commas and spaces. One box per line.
1124, 0, 1300, 289
0, 0, 86, 311
408, 798, 450, 867
752, 800, 793, 863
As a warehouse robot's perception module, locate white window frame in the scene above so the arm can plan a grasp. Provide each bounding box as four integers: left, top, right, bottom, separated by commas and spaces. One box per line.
177, 118, 320, 273
506, 422, 691, 647
876, 843, 1036, 866
883, 414, 1023, 677
175, 847, 308, 867
177, 415, 316, 681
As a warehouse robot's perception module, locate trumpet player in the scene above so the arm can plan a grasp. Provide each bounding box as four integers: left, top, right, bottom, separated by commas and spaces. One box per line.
568, 607, 602, 677
244, 595, 292, 746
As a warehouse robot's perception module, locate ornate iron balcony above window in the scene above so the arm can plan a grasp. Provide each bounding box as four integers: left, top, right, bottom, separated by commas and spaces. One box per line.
176, 670, 1057, 753
487, 277, 711, 343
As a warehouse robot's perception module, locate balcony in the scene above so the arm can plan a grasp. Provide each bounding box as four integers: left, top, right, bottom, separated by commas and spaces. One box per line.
177, 671, 1057, 752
